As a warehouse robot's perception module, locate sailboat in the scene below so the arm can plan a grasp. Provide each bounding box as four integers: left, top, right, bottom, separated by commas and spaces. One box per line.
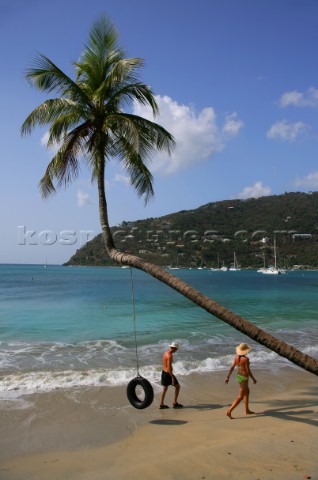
229, 252, 240, 271
197, 259, 204, 270
220, 261, 228, 271
260, 237, 286, 275
168, 256, 180, 270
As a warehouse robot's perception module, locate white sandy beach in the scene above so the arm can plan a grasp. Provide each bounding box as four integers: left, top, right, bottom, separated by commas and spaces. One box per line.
0, 367, 317, 480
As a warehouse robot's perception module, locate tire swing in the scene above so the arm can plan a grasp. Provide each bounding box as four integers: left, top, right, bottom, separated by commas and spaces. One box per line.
126, 268, 154, 409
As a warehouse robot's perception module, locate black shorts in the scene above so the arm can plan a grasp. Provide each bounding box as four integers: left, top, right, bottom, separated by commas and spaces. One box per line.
161, 370, 179, 387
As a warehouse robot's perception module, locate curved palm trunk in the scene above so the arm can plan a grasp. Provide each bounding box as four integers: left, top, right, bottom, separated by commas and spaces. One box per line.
112, 252, 318, 375
97, 173, 318, 376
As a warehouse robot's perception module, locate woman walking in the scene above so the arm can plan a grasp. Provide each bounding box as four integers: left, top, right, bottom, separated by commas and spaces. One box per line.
225, 343, 257, 419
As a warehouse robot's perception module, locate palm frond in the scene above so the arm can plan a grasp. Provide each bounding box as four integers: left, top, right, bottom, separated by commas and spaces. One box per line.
125, 153, 154, 204
75, 16, 125, 94
23, 14, 175, 208
21, 99, 77, 136
88, 15, 120, 56
38, 167, 57, 198
25, 54, 93, 108
107, 57, 144, 86
121, 83, 159, 115
25, 54, 72, 93
38, 126, 91, 197
116, 113, 175, 157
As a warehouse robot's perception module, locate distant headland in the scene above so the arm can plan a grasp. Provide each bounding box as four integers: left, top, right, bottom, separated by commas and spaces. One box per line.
64, 192, 318, 270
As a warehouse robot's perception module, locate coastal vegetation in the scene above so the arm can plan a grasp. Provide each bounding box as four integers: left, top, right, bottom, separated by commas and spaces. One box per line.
21, 15, 318, 375
65, 191, 318, 270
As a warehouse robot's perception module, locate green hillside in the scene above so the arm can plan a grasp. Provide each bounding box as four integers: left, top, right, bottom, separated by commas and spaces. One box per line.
64, 192, 318, 269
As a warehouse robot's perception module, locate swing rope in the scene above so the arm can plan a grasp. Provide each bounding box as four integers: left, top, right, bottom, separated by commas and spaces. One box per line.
129, 267, 140, 376
126, 267, 154, 410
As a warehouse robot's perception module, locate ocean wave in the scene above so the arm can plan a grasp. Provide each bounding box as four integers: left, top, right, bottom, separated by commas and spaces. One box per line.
1, 330, 317, 400
0, 350, 294, 399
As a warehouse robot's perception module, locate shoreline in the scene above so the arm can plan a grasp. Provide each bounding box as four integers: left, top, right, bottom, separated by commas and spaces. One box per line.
1, 366, 317, 479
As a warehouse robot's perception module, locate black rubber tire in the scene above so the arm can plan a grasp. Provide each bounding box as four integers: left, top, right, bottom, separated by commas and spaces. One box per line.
126, 376, 154, 409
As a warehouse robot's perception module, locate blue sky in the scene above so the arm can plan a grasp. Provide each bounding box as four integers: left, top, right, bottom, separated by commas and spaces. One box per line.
1, 0, 318, 264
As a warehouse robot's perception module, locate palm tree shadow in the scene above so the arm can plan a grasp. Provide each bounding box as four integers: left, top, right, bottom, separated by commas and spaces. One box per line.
262, 407, 318, 428
255, 387, 318, 428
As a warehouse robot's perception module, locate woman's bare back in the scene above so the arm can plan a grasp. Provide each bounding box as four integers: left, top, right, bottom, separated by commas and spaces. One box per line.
236, 355, 250, 376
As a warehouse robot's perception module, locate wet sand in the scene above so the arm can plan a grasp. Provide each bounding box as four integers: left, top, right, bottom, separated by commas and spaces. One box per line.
0, 367, 317, 480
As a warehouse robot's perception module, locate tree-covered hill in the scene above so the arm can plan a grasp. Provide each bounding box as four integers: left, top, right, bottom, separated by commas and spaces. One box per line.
64, 192, 318, 269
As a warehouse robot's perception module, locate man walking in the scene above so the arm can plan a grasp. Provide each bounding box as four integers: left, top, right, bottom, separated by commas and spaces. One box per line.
159, 342, 183, 409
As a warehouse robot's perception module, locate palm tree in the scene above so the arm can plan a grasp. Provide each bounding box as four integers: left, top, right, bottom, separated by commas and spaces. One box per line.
21, 16, 317, 376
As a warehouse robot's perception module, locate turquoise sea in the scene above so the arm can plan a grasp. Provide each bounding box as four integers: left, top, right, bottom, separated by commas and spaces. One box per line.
0, 264, 317, 398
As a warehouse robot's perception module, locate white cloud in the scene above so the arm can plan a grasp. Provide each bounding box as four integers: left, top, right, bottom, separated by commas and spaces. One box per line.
133, 95, 244, 175
266, 119, 308, 142
238, 181, 271, 199
113, 174, 130, 186
77, 190, 91, 207
222, 113, 244, 137
294, 171, 318, 188
40, 96, 244, 178
279, 87, 318, 108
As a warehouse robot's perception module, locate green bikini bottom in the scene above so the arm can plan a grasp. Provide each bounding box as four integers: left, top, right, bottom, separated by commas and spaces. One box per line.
237, 374, 248, 384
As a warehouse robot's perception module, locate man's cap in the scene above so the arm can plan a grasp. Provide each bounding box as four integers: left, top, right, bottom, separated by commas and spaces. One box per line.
169, 342, 179, 349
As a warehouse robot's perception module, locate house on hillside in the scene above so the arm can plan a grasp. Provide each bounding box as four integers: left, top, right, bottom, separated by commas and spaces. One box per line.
292, 234, 312, 241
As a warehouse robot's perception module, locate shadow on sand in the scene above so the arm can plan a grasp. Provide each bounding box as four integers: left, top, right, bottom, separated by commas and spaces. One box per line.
255, 385, 318, 428
149, 419, 188, 426
185, 403, 223, 411
148, 403, 223, 426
